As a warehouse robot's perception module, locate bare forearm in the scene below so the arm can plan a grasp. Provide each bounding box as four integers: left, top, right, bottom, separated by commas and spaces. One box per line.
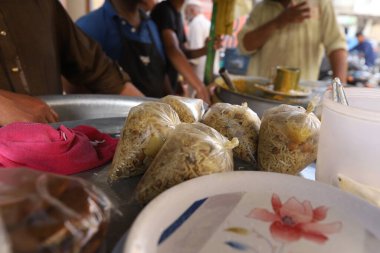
161, 29, 210, 103
119, 82, 145, 96
329, 49, 348, 83
0, 89, 16, 98
167, 48, 205, 92
242, 18, 280, 52
0, 89, 59, 125
183, 47, 207, 59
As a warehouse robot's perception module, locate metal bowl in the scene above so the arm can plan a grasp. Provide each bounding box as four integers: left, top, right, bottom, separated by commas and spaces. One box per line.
40, 94, 156, 122
214, 76, 328, 117
215, 86, 309, 118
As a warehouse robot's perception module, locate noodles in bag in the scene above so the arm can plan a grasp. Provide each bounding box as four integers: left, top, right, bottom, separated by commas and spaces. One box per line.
258, 104, 320, 175
202, 102, 261, 165
135, 123, 239, 204
109, 102, 181, 181
161, 95, 205, 123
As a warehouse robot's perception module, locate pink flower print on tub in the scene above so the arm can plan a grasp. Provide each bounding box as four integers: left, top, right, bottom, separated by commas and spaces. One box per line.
246, 193, 342, 244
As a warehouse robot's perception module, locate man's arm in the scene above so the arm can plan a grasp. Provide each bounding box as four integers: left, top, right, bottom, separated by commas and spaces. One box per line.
62, 76, 145, 97
183, 46, 207, 59
183, 36, 223, 60
0, 90, 58, 126
241, 1, 310, 52
119, 82, 145, 96
161, 29, 210, 103
329, 49, 348, 83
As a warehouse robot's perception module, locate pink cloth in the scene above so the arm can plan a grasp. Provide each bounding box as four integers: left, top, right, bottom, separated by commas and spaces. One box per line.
0, 123, 118, 175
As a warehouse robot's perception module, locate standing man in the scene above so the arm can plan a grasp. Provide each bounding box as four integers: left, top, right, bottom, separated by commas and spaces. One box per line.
238, 0, 347, 82
151, 0, 213, 103
77, 0, 173, 98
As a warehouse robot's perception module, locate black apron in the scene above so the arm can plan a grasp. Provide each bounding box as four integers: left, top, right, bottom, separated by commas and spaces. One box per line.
117, 21, 168, 98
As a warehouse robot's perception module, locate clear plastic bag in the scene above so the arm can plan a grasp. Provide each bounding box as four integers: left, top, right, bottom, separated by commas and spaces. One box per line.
0, 167, 111, 253
258, 104, 321, 175
135, 123, 239, 204
202, 102, 261, 165
161, 95, 205, 123
109, 102, 181, 181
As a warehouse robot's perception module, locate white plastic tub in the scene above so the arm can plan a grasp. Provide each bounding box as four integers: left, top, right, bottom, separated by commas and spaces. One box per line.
316, 88, 380, 188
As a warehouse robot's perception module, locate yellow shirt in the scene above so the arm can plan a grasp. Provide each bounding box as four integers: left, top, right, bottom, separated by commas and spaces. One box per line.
237, 0, 347, 81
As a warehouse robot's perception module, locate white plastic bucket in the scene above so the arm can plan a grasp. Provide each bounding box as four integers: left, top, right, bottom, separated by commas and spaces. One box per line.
316, 88, 380, 188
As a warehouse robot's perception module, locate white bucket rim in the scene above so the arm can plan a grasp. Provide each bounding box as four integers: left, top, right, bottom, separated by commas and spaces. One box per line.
323, 87, 380, 122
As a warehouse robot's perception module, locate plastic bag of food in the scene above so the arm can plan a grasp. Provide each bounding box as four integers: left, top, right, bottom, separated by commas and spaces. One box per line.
135, 123, 239, 204
161, 95, 205, 123
258, 103, 321, 175
202, 102, 261, 165
0, 167, 111, 253
109, 102, 181, 181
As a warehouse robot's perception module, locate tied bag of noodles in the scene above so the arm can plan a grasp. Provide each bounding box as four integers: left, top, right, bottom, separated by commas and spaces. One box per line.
202, 102, 261, 165
135, 123, 239, 204
109, 102, 181, 181
161, 95, 205, 123
258, 104, 321, 175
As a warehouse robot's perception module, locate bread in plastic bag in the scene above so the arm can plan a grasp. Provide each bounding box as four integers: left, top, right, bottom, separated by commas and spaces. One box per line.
109, 102, 181, 181
135, 123, 239, 204
257, 103, 321, 175
202, 102, 261, 165
0, 167, 111, 253
161, 95, 205, 123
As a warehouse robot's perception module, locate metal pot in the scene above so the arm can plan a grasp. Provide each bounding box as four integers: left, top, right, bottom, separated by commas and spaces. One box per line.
214, 76, 328, 118
215, 86, 309, 118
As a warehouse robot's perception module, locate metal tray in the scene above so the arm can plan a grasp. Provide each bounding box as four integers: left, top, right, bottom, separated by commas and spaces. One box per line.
40, 94, 315, 252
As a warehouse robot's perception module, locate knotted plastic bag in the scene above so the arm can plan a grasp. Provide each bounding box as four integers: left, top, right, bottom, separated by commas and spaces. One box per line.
135, 123, 239, 204
0, 168, 111, 253
161, 95, 205, 123
202, 102, 261, 165
258, 103, 321, 175
109, 102, 181, 181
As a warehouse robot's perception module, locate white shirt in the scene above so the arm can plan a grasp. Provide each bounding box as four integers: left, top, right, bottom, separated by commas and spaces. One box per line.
187, 14, 219, 80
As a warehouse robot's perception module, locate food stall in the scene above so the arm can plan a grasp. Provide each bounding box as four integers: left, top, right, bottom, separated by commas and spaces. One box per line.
1, 1, 380, 253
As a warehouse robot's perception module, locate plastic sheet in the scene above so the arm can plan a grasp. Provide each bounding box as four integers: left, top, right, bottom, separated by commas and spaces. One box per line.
0, 168, 111, 253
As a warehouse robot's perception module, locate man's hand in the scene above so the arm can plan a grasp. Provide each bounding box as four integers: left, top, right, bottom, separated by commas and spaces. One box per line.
200, 35, 224, 55
195, 85, 211, 104
276, 1, 311, 29
207, 35, 224, 50
0, 91, 59, 126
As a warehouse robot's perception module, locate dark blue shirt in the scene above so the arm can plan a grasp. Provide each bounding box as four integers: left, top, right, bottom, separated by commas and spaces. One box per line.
350, 40, 376, 67
76, 0, 165, 64
151, 0, 187, 90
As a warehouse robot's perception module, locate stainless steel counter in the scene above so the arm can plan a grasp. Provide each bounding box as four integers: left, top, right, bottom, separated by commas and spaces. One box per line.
42, 94, 315, 252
